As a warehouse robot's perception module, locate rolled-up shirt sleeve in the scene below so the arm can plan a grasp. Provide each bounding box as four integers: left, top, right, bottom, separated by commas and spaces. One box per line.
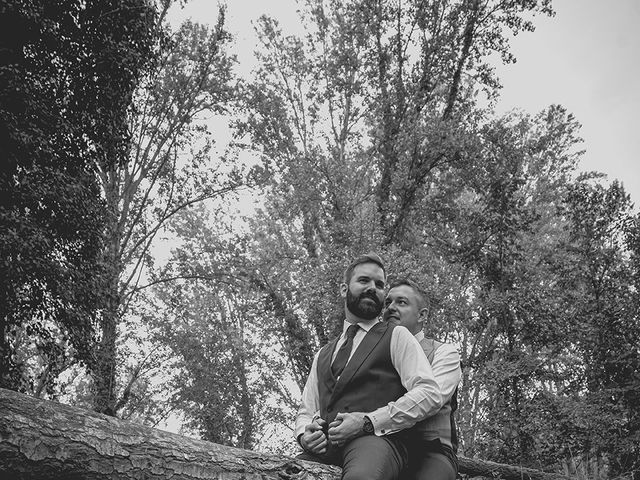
294, 351, 320, 439
367, 326, 442, 435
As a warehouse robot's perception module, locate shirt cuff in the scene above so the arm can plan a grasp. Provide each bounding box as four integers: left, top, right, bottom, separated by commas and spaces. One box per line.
367, 406, 395, 436
296, 433, 305, 450
294, 424, 306, 439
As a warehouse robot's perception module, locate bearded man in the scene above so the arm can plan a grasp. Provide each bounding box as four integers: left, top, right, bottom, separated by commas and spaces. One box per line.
295, 254, 445, 480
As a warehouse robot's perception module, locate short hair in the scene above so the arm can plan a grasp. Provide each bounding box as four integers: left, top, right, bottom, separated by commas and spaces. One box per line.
388, 278, 428, 310
343, 253, 386, 283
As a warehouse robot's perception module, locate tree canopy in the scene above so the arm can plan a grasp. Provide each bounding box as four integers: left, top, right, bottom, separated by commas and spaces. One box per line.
1, 0, 638, 478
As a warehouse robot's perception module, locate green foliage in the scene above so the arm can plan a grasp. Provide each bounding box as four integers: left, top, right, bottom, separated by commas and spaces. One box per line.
229, 1, 638, 475
429, 106, 582, 467
88, 7, 250, 416
3, 0, 639, 476
238, 0, 558, 357
0, 0, 157, 395
150, 205, 294, 450
559, 180, 640, 477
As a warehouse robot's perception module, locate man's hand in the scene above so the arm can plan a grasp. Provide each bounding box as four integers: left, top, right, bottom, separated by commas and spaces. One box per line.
300, 418, 328, 454
327, 412, 368, 446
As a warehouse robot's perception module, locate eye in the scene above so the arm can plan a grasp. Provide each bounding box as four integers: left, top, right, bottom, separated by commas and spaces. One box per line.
375, 281, 385, 289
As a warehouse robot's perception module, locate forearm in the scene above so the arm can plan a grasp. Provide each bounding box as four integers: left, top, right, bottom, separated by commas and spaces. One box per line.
295, 354, 321, 439
371, 326, 443, 435
367, 381, 442, 435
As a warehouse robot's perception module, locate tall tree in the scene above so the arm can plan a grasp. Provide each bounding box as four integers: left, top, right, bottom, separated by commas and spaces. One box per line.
0, 0, 157, 396
150, 205, 296, 450
89, 11, 246, 415
398, 106, 583, 469
557, 180, 640, 478
237, 0, 555, 392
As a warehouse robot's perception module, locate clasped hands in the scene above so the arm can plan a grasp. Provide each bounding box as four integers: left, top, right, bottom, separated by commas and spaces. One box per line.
300, 412, 367, 454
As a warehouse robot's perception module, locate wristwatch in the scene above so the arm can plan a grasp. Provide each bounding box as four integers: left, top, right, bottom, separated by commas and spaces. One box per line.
362, 415, 374, 435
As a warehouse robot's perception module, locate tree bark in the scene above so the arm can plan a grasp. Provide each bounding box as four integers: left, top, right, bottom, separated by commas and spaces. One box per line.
0, 388, 337, 480
0, 388, 570, 480
457, 456, 572, 480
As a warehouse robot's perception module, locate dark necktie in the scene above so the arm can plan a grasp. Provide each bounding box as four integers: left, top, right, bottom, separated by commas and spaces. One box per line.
331, 324, 360, 378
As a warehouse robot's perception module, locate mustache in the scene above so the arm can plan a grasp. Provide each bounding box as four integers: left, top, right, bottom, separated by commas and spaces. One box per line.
360, 291, 381, 304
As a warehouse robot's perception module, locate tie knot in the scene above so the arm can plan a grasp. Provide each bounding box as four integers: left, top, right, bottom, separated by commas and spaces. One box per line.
346, 324, 359, 340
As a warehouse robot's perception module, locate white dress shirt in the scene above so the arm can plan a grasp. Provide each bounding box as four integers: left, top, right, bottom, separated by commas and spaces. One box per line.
413, 331, 461, 404
295, 319, 443, 438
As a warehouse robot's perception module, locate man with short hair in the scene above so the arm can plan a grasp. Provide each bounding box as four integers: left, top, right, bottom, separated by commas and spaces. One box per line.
384, 278, 462, 480
295, 254, 444, 480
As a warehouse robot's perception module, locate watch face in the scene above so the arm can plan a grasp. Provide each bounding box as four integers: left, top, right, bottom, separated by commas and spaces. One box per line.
363, 417, 374, 433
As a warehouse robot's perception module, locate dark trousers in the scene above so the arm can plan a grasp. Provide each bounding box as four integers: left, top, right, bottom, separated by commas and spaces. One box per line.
402, 439, 457, 480
297, 435, 408, 480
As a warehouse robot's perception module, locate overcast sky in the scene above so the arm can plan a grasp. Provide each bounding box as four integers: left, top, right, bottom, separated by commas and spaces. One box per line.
173, 0, 640, 209
494, 0, 640, 209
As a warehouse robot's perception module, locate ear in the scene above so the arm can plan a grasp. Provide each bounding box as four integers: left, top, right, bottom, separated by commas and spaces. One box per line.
340, 283, 347, 299
418, 307, 429, 325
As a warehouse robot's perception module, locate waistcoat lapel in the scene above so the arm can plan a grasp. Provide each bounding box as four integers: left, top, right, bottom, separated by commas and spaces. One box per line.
317, 338, 339, 392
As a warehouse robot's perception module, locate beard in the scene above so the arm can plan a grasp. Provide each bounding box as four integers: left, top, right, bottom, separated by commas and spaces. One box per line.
346, 287, 383, 320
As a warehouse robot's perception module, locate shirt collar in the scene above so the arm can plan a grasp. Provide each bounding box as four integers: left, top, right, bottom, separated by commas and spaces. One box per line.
342, 318, 380, 334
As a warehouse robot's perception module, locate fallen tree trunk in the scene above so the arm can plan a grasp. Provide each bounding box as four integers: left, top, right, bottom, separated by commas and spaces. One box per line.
0, 387, 337, 480
457, 456, 571, 480
0, 388, 569, 480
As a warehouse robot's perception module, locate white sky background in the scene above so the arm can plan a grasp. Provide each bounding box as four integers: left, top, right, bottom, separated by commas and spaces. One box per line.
171, 0, 640, 205
494, 0, 640, 209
